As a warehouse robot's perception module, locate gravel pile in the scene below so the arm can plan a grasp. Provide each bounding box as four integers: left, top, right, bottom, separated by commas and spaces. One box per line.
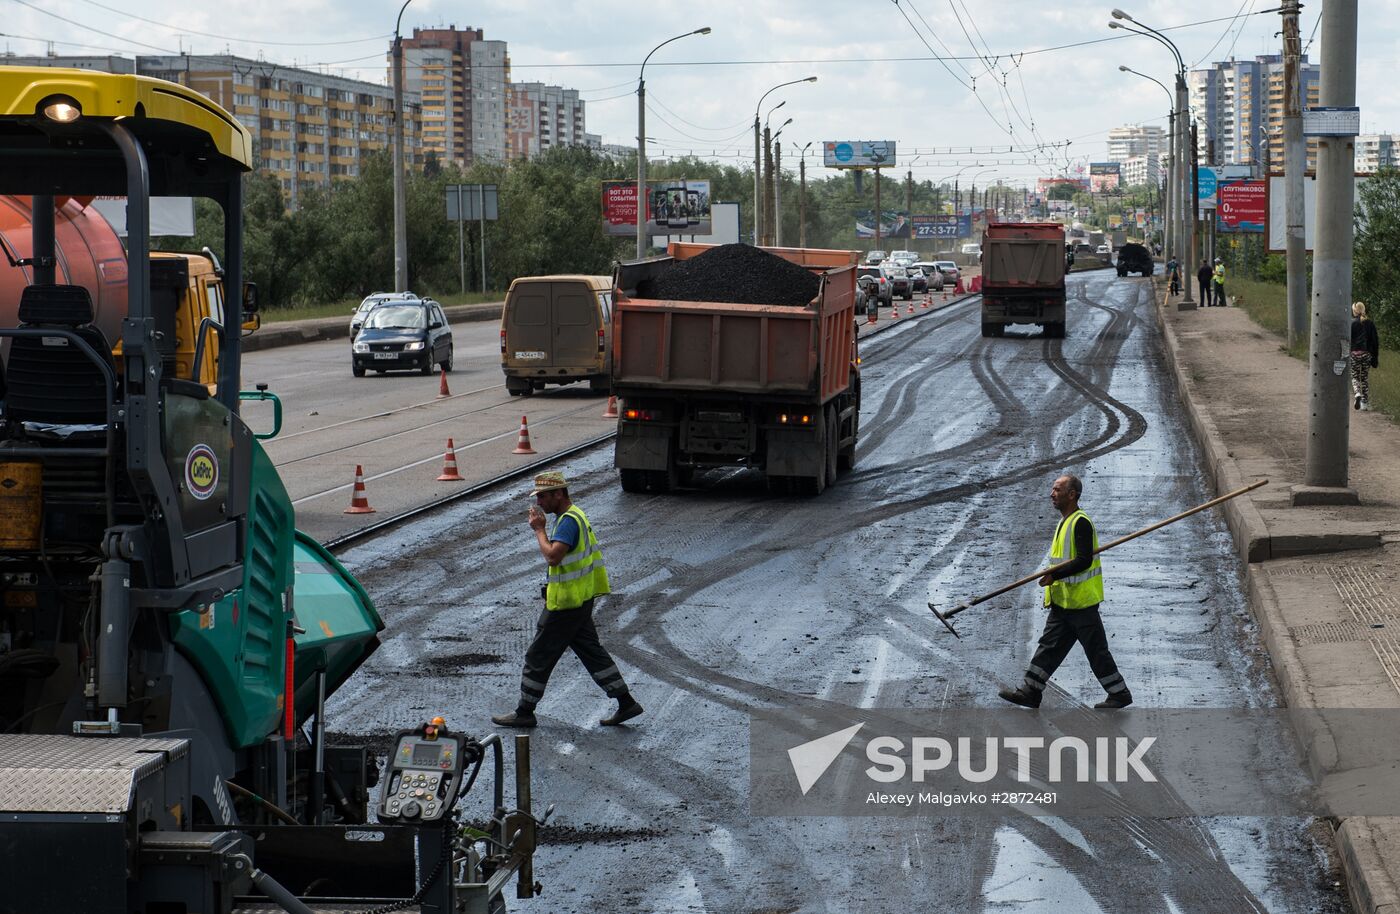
638, 243, 822, 307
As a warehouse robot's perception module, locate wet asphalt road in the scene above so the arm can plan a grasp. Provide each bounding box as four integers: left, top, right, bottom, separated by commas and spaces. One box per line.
327, 270, 1349, 913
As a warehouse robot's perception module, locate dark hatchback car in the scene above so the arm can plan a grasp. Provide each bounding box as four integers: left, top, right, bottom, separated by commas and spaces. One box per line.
351, 299, 454, 376
1115, 242, 1154, 277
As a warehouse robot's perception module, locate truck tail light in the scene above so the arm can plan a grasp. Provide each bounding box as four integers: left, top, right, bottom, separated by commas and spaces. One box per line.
500, 329, 507, 354
777, 413, 812, 425
624, 408, 656, 421
598, 328, 605, 353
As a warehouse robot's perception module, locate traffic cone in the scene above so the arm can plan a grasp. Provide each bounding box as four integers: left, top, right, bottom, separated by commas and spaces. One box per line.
512, 416, 537, 455
954, 278, 966, 294
436, 368, 451, 399
921, 294, 930, 309
943, 287, 949, 301
906, 300, 915, 316
602, 395, 619, 419
437, 438, 465, 481
344, 465, 376, 514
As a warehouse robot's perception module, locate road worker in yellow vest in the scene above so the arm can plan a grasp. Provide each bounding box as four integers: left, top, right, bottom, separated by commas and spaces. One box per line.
493, 471, 643, 728
998, 473, 1133, 710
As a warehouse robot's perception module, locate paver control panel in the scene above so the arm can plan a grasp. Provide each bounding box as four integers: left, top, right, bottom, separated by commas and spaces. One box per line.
377, 725, 468, 823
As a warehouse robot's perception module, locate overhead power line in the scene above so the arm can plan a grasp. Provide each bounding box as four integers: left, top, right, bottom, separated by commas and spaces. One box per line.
72, 0, 392, 47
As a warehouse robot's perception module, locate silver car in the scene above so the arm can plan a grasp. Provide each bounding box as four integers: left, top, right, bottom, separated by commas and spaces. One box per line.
350, 290, 418, 339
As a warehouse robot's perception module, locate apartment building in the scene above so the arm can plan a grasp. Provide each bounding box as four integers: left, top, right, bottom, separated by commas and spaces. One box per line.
1189, 54, 1319, 171
506, 82, 586, 159
1356, 135, 1399, 173
2, 53, 423, 206
398, 27, 509, 166
1107, 126, 1165, 164
1120, 154, 1160, 187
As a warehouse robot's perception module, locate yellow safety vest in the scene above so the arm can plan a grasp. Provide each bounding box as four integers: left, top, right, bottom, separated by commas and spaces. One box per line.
1212, 264, 1225, 285
1043, 509, 1103, 610
546, 504, 611, 610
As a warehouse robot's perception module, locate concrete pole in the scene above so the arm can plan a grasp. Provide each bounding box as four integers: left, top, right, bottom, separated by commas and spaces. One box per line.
636, 79, 647, 259
874, 168, 882, 252
1282, 0, 1307, 349
1301, 0, 1358, 497
752, 116, 761, 245
774, 141, 783, 247
799, 155, 808, 248
1163, 111, 1174, 261
761, 125, 772, 245
1177, 74, 1197, 307
391, 25, 408, 292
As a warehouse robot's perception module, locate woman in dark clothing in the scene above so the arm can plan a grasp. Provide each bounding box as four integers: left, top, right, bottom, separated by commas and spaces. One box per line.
1351, 301, 1380, 411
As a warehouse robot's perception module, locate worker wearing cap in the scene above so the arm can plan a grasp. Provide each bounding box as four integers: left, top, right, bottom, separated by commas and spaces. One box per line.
492, 471, 643, 728
1211, 257, 1226, 307
998, 474, 1132, 710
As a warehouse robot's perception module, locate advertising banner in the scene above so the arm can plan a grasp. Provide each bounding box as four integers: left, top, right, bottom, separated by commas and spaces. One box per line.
911, 214, 971, 240
1217, 180, 1266, 233
824, 141, 896, 168
855, 210, 912, 239
601, 179, 712, 237
1089, 163, 1120, 192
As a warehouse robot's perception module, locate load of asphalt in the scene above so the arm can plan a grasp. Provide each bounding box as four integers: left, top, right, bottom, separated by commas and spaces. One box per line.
638, 243, 822, 307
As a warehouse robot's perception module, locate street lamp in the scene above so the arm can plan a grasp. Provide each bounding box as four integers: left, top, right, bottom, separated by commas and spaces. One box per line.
772, 118, 792, 245
753, 76, 817, 245
637, 27, 711, 259
1110, 10, 1195, 307
1119, 64, 1175, 259
392, 0, 413, 292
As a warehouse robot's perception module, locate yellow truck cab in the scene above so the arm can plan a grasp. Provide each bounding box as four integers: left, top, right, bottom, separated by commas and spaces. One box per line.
113, 250, 258, 390
500, 274, 613, 395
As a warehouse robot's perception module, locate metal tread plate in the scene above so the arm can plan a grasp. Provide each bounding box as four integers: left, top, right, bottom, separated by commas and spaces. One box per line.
0, 734, 188, 814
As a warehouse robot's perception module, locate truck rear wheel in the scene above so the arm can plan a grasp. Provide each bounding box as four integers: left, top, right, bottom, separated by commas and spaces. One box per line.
619, 469, 647, 493
1044, 322, 1065, 339
824, 405, 839, 487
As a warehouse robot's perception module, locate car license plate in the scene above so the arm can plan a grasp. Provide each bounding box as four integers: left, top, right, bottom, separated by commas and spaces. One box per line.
514, 351, 546, 360
373, 352, 398, 360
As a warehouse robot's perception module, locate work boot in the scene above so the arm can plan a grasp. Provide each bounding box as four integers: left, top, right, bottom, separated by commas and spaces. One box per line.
997, 686, 1042, 709
1355, 394, 1363, 411
1094, 692, 1133, 709
491, 709, 538, 728
600, 699, 644, 727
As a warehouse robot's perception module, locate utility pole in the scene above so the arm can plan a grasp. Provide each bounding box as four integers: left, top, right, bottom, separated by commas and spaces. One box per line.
1300, 0, 1358, 501
391, 1, 412, 293
1178, 74, 1197, 308
799, 151, 808, 248
752, 115, 761, 245
905, 167, 913, 231
1282, 0, 1307, 349
761, 125, 773, 245
1164, 112, 1174, 263
774, 141, 783, 247
873, 168, 883, 252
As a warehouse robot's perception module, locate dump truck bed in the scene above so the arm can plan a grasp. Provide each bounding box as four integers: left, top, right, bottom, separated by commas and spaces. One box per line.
981, 223, 1066, 290
613, 244, 858, 404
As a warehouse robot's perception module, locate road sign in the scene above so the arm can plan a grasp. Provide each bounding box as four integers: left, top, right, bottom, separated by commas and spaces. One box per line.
1304, 106, 1360, 137
445, 184, 498, 221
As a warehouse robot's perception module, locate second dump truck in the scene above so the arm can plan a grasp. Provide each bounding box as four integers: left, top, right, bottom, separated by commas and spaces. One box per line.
612, 243, 860, 496
980, 221, 1068, 338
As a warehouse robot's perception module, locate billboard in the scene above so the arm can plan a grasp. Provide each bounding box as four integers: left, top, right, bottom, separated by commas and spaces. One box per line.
1217, 180, 1266, 233
1265, 173, 1371, 252
1038, 177, 1089, 194
601, 179, 712, 236
824, 141, 896, 168
1089, 163, 1120, 192
651, 201, 741, 247
1197, 164, 1252, 214
911, 214, 972, 240
855, 210, 911, 239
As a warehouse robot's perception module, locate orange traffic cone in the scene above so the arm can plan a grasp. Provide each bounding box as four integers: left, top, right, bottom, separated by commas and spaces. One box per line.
602, 395, 619, 419
954, 277, 966, 294
906, 300, 915, 316
921, 294, 930, 309
891, 304, 900, 319
437, 368, 451, 399
437, 438, 465, 481
942, 287, 949, 301
512, 416, 537, 455
344, 465, 376, 514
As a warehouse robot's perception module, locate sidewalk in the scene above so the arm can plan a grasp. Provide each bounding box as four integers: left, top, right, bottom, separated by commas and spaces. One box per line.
1155, 285, 1400, 914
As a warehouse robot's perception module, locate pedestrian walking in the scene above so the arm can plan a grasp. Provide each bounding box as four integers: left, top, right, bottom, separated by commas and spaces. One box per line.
998, 474, 1133, 710
492, 472, 643, 728
1351, 300, 1380, 411
1211, 257, 1227, 307
1166, 256, 1180, 296
1197, 261, 1213, 306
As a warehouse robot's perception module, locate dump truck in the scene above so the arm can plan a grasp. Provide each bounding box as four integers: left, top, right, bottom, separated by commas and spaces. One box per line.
612, 243, 860, 496
980, 222, 1068, 338
0, 67, 543, 913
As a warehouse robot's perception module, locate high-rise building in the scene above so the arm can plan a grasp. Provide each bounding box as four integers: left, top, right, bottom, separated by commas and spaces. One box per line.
506, 83, 586, 159
398, 26, 509, 167
1355, 135, 1399, 173
2, 53, 423, 206
1107, 126, 1165, 164
1120, 154, 1160, 187
1189, 54, 1320, 171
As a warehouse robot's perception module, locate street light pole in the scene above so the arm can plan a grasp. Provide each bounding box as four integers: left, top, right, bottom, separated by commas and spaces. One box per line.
392, 0, 412, 293
1281, 0, 1307, 349
770, 117, 791, 246
752, 76, 816, 245
637, 27, 711, 260
799, 141, 813, 248
1119, 65, 1175, 261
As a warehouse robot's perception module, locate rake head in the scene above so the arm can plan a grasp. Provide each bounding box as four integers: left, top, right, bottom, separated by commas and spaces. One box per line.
928, 601, 965, 639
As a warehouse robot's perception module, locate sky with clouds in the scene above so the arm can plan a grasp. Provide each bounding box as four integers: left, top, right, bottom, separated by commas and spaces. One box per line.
6, 1, 1397, 186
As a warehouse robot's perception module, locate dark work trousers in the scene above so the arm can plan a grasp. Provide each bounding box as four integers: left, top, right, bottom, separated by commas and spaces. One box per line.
517, 599, 628, 711
1023, 605, 1129, 697
1214, 282, 1226, 307
1198, 278, 1210, 305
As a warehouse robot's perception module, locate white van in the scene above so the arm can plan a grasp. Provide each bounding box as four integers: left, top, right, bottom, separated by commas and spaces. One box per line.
960, 243, 981, 257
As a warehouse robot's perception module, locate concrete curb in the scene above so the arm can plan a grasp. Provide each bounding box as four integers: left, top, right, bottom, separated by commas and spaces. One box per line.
1152, 282, 1398, 914
1151, 286, 1272, 563
244, 301, 503, 353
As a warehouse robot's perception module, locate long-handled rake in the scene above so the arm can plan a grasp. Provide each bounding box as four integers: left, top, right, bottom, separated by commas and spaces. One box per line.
928, 479, 1268, 638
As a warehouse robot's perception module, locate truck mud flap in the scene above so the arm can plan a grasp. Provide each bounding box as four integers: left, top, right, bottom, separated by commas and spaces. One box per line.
614, 424, 672, 471
765, 427, 822, 478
